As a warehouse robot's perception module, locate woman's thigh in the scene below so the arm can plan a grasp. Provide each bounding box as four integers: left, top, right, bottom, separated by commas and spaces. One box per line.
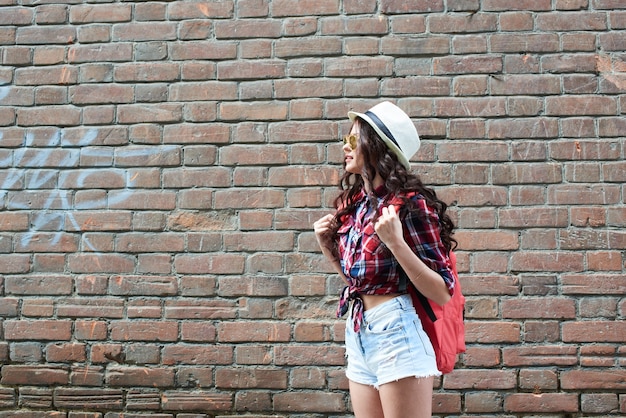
349, 380, 384, 418
378, 376, 434, 418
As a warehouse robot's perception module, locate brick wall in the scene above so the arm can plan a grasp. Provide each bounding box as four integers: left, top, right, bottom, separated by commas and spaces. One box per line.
0, 0, 625, 416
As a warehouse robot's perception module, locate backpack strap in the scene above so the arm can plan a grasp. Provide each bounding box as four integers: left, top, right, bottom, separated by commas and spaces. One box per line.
398, 267, 437, 323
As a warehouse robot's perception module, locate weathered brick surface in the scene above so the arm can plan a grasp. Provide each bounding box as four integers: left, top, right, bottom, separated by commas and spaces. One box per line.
0, 1, 624, 416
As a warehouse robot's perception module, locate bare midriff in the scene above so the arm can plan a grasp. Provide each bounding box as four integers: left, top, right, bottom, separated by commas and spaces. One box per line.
361, 293, 402, 311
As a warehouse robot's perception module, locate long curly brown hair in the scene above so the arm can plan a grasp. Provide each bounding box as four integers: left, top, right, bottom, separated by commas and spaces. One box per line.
330, 118, 456, 256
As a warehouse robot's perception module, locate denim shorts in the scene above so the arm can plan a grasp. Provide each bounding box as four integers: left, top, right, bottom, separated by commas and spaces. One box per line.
345, 294, 440, 388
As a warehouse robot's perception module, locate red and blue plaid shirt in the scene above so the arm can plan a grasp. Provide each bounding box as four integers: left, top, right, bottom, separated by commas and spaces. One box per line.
336, 188, 456, 331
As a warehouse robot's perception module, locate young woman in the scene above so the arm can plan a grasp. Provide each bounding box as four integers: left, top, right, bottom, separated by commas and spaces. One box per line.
313, 101, 457, 418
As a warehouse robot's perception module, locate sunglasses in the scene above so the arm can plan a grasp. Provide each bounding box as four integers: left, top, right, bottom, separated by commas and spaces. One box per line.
342, 134, 358, 150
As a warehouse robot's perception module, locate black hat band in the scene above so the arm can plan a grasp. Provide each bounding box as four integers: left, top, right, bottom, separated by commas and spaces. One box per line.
364, 110, 402, 152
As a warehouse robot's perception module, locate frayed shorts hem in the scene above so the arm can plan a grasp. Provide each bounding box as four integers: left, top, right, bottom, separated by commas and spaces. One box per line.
347, 372, 441, 390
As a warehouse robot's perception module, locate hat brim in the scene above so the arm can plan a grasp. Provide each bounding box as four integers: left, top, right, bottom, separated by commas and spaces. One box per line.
348, 110, 411, 170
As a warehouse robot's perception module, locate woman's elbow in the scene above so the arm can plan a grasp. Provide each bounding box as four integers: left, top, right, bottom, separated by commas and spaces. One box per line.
434, 290, 452, 306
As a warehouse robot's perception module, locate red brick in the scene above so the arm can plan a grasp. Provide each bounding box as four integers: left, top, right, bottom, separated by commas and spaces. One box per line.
161, 390, 232, 412
271, 0, 340, 16
109, 275, 177, 296
499, 207, 567, 228
0, 7, 33, 25
537, 11, 607, 30
127, 299, 162, 318
106, 366, 174, 387
170, 82, 237, 102
220, 101, 288, 121
162, 345, 233, 365
56, 298, 124, 318
500, 11, 534, 30
69, 44, 133, 63
218, 276, 287, 297
273, 390, 345, 413
67, 254, 135, 274
547, 95, 618, 116
238, 0, 269, 17
170, 40, 237, 61
168, 1, 234, 19
74, 320, 108, 340
503, 297, 576, 319
520, 229, 558, 250
431, 13, 497, 33
382, 76, 450, 97
390, 15, 426, 33
444, 369, 517, 390
561, 369, 626, 390
465, 321, 521, 343
491, 33, 559, 52
165, 299, 237, 319
483, 0, 551, 10
328, 56, 393, 78
218, 321, 291, 343
214, 189, 284, 209
69, 4, 131, 23
547, 184, 620, 205
218, 59, 285, 80
4, 320, 72, 341
562, 273, 625, 294
275, 78, 342, 99
274, 345, 346, 366
17, 105, 81, 126
181, 322, 216, 342
5, 275, 72, 295
291, 367, 326, 388
587, 251, 623, 271
380, 0, 444, 13
465, 391, 503, 413
174, 253, 245, 274
216, 19, 281, 38
562, 320, 626, 343
11, 65, 78, 85
1, 365, 68, 385
17, 26, 76, 44
109, 321, 178, 342
46, 343, 86, 363
436, 97, 507, 117
53, 388, 123, 410
382, 35, 450, 55
455, 230, 518, 250
116, 232, 184, 253
216, 368, 288, 389
112, 22, 176, 42
582, 393, 619, 414
524, 321, 560, 342
221, 145, 287, 166
519, 368, 558, 390
322, 16, 388, 35
505, 393, 579, 413
511, 251, 584, 272
117, 103, 182, 124
503, 345, 578, 367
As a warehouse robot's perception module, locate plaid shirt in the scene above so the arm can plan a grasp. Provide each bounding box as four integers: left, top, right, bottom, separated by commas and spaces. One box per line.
336, 188, 456, 331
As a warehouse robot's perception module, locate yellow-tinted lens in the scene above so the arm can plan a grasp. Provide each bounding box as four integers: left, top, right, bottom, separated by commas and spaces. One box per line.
343, 134, 357, 150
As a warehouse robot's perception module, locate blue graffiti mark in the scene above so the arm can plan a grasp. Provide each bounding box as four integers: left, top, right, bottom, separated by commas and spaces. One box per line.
0, 86, 10, 101
0, 93, 175, 257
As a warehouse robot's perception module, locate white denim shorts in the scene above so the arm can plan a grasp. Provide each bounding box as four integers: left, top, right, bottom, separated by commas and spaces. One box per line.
345, 294, 440, 388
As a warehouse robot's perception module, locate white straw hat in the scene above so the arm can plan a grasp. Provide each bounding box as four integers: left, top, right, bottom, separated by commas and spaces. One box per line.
348, 101, 420, 170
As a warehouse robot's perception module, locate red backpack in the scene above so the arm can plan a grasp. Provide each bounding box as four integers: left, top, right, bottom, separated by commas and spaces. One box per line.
401, 251, 466, 374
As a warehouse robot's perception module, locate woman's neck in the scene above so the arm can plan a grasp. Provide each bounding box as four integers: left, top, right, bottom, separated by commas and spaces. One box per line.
363, 173, 385, 194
